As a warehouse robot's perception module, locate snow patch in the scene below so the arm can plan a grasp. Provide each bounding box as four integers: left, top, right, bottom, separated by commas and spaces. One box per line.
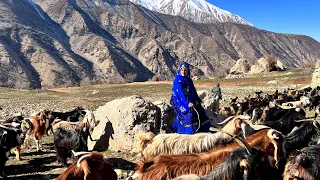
129, 0, 253, 26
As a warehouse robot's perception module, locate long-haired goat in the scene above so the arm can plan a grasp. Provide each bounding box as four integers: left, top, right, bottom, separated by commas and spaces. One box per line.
136, 128, 286, 180
32, 110, 50, 151
136, 115, 266, 157
285, 120, 320, 157
46, 107, 85, 135
56, 151, 117, 180
21, 118, 34, 149
172, 147, 281, 180
52, 110, 97, 134
283, 145, 320, 180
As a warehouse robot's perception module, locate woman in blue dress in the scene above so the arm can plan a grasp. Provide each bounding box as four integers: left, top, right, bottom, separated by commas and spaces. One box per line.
171, 62, 211, 134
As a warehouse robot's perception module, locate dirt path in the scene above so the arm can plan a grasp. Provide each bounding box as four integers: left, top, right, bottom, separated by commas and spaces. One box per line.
4, 135, 137, 180
5, 136, 63, 180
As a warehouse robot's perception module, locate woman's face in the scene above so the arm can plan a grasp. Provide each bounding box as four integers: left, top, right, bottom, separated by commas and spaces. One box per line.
180, 68, 188, 76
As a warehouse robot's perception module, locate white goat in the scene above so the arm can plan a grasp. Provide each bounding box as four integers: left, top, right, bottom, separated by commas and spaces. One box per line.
136, 115, 267, 157
281, 96, 310, 108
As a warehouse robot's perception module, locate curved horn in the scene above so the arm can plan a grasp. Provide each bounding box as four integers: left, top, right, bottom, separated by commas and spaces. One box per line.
240, 122, 247, 139
267, 129, 282, 140
245, 120, 271, 130
0, 124, 11, 130
268, 156, 277, 168
209, 127, 252, 156
313, 121, 320, 129
217, 116, 235, 125
72, 150, 90, 157
77, 154, 92, 168
295, 119, 315, 122
279, 105, 294, 110
268, 129, 280, 139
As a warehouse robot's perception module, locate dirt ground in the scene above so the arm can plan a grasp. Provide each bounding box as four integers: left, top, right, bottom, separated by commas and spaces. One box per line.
1, 70, 314, 179
5, 135, 64, 180
4, 134, 137, 180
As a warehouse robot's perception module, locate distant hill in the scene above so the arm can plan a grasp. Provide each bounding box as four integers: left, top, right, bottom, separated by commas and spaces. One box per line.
0, 0, 319, 89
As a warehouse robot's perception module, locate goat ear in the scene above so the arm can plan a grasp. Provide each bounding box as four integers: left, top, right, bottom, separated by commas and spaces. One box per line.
3, 130, 7, 135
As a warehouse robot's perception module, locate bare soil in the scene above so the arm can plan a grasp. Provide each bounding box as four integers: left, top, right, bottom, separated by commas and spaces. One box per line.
4, 135, 137, 180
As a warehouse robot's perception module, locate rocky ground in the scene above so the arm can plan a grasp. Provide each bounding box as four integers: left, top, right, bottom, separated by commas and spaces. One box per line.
1, 71, 313, 179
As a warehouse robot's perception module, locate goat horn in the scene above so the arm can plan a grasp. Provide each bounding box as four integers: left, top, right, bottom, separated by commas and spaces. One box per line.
209, 127, 252, 156
268, 156, 277, 168
0, 124, 11, 130
313, 121, 320, 129
217, 116, 235, 125
245, 120, 270, 130
279, 106, 294, 109
77, 154, 92, 168
0, 124, 19, 132
72, 150, 90, 157
294, 119, 315, 122
267, 129, 281, 140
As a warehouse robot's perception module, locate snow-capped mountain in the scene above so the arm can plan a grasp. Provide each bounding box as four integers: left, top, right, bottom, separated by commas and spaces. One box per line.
129, 0, 253, 26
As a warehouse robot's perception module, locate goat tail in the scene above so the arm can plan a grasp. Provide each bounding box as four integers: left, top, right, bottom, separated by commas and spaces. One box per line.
135, 131, 156, 152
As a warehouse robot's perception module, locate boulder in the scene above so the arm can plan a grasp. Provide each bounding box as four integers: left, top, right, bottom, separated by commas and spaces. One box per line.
201, 88, 217, 110
229, 59, 250, 75
88, 95, 160, 152
311, 60, 320, 88
257, 57, 270, 72
248, 65, 265, 74
153, 101, 175, 133
276, 60, 286, 71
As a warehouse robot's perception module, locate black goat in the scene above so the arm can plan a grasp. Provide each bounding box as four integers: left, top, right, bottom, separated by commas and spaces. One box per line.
285, 121, 320, 157
53, 126, 91, 166
263, 108, 306, 135
0, 125, 23, 178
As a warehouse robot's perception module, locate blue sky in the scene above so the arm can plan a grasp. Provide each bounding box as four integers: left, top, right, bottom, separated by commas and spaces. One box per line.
209, 0, 320, 42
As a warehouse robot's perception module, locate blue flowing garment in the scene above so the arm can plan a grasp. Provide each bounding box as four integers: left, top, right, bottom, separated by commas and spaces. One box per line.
171, 62, 211, 134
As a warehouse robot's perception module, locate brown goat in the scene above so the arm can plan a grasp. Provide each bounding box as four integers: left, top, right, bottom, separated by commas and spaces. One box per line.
219, 106, 237, 116
32, 110, 50, 151
56, 151, 117, 180
136, 128, 285, 180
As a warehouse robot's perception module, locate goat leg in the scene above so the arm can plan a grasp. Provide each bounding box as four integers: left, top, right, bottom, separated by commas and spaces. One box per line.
0, 167, 7, 178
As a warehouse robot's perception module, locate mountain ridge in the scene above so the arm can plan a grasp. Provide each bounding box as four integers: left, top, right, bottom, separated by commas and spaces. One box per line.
129, 0, 253, 26
0, 0, 319, 89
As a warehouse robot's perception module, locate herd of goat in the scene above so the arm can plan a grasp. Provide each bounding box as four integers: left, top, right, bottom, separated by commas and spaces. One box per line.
1, 86, 320, 180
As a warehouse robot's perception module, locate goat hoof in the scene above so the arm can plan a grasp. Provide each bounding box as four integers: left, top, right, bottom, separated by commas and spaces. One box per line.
0, 173, 7, 178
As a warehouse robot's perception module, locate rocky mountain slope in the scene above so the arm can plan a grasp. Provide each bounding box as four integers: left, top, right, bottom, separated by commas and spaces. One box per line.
0, 0, 320, 89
